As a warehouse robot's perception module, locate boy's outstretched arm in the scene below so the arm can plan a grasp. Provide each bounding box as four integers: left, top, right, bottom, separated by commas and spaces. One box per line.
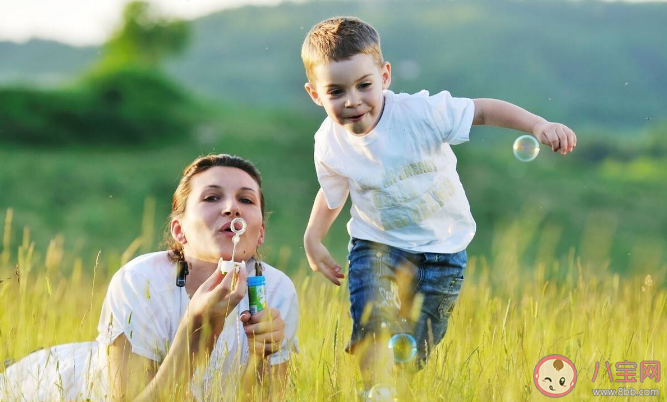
472, 98, 577, 155
304, 188, 347, 286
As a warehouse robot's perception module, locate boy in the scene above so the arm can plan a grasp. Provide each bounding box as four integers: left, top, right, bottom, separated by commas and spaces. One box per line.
301, 16, 576, 399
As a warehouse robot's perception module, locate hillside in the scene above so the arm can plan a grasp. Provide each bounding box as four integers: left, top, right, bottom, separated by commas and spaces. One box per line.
1, 0, 665, 131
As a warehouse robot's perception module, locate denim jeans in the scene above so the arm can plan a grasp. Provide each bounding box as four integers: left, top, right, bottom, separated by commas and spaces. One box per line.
346, 237, 466, 367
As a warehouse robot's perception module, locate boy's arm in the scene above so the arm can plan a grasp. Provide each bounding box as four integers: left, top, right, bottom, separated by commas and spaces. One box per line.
472, 98, 577, 155
303, 188, 347, 286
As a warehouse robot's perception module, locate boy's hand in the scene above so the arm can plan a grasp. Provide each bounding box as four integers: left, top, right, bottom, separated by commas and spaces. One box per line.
304, 238, 345, 286
532, 121, 577, 155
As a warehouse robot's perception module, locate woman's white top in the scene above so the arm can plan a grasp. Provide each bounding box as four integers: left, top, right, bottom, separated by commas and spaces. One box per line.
0, 251, 299, 401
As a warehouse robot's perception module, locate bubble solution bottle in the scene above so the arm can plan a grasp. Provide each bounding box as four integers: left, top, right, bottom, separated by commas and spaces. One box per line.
248, 275, 266, 315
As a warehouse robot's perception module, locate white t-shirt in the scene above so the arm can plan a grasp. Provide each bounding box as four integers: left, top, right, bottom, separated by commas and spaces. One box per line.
315, 89, 476, 253
0, 252, 299, 401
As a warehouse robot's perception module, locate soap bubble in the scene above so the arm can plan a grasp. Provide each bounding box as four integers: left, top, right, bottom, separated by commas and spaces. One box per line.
388, 333, 417, 363
513, 135, 540, 162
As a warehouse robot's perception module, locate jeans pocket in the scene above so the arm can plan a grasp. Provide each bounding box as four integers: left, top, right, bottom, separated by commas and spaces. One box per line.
437, 275, 464, 319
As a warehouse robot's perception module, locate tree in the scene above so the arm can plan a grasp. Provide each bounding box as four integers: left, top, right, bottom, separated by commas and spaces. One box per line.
98, 1, 190, 70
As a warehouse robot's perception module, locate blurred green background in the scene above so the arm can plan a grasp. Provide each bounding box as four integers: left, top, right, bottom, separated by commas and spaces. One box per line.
0, 0, 665, 276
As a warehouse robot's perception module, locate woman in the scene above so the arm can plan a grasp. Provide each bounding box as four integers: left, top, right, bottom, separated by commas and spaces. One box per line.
0, 154, 299, 401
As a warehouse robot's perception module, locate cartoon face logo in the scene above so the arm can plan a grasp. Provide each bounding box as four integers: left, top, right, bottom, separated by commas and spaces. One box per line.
534, 355, 577, 397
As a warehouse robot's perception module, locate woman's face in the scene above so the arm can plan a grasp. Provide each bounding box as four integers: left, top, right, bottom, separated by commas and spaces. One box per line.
172, 166, 264, 264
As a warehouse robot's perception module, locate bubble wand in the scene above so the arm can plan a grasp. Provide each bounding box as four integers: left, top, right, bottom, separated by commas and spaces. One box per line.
218, 217, 247, 288
230, 217, 247, 262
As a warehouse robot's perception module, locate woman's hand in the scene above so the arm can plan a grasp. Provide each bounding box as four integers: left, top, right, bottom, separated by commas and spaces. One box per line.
188, 267, 247, 336
240, 308, 285, 357
239, 309, 288, 400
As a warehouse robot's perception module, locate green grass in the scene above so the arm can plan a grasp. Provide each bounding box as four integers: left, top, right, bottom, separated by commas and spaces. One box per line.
1, 121, 666, 275
1, 216, 665, 401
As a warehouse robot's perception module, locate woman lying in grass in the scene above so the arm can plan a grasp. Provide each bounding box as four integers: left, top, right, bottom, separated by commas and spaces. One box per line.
0, 154, 299, 401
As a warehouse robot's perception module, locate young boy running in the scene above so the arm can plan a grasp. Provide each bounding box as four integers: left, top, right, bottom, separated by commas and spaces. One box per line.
301, 16, 576, 400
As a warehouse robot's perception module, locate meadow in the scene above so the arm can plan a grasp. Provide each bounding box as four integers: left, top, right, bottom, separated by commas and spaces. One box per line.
1, 1, 666, 399
1, 209, 665, 401
1, 80, 666, 401
1, 73, 665, 401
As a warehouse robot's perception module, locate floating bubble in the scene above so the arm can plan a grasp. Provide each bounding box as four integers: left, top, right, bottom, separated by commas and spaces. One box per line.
513, 135, 540, 162
388, 333, 417, 363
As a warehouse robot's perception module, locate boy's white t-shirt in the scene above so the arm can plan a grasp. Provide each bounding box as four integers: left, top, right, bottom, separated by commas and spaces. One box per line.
314, 89, 476, 253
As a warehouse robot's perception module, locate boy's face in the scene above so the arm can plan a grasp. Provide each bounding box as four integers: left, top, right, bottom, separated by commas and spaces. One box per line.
305, 53, 391, 135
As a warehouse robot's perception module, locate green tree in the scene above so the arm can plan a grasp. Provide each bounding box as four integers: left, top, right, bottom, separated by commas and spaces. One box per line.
98, 1, 190, 70
0, 2, 199, 147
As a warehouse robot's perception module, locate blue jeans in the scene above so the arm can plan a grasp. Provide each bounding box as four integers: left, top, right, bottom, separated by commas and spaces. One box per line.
346, 237, 466, 368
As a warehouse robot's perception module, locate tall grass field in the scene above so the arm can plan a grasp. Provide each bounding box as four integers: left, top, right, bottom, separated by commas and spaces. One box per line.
1, 207, 665, 401
2, 1, 666, 399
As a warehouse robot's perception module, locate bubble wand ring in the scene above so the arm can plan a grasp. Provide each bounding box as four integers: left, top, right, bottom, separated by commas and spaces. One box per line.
230, 217, 247, 236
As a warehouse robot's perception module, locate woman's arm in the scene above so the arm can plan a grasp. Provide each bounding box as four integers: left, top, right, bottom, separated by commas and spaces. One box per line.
239, 307, 287, 401
239, 356, 288, 401
267, 362, 289, 401
108, 335, 157, 401
108, 325, 200, 402
108, 268, 248, 401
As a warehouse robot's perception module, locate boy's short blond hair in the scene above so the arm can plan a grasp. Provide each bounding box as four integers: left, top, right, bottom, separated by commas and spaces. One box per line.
301, 16, 384, 83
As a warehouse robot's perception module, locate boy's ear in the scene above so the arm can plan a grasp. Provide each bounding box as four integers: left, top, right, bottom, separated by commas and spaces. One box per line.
304, 82, 323, 107
381, 61, 392, 90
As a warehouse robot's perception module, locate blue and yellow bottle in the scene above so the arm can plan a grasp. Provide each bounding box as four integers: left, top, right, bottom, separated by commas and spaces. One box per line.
248, 263, 266, 315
